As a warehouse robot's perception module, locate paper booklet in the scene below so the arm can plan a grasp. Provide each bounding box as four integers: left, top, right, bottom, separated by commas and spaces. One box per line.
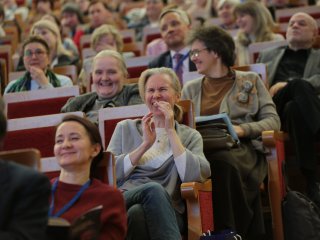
47, 205, 103, 240
195, 113, 240, 144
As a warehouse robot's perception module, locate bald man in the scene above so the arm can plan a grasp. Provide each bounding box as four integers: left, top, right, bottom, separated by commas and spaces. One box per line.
258, 13, 320, 206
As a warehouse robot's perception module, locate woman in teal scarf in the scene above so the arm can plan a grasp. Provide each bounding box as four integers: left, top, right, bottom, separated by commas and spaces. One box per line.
4, 36, 72, 93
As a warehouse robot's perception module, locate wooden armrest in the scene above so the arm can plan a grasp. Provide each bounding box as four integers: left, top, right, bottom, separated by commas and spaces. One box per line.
181, 180, 212, 240
262, 130, 285, 240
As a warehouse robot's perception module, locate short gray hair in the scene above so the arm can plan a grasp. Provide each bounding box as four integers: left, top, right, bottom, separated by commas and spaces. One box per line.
159, 8, 191, 25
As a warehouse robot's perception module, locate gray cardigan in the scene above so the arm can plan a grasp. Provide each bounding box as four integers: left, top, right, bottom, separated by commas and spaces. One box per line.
61, 84, 143, 113
182, 70, 280, 139
107, 119, 211, 213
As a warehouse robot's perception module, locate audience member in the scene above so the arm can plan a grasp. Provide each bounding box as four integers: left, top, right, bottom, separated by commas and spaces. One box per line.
182, 25, 280, 239
73, 0, 126, 48
0, 4, 5, 37
78, 24, 134, 91
0, 97, 51, 240
28, 0, 55, 26
234, 1, 284, 65
61, 3, 84, 40
149, 8, 196, 85
187, 0, 212, 23
5, 36, 73, 93
107, 67, 211, 240
257, 13, 320, 206
3, 0, 29, 21
127, 0, 166, 41
216, 0, 239, 30
16, 20, 79, 71
50, 114, 127, 240
41, 14, 80, 59
61, 50, 143, 124
75, 0, 90, 17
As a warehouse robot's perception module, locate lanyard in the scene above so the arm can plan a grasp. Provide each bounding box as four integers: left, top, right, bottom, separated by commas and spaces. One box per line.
49, 179, 91, 217
174, 53, 189, 72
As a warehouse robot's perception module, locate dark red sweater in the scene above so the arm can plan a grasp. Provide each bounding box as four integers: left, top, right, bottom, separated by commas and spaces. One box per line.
50, 179, 127, 240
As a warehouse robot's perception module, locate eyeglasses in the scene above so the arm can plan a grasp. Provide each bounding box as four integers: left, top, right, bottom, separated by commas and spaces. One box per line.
24, 49, 47, 58
189, 48, 208, 58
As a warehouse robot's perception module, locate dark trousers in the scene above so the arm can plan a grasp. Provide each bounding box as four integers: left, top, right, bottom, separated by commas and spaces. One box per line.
206, 141, 267, 238
273, 80, 320, 171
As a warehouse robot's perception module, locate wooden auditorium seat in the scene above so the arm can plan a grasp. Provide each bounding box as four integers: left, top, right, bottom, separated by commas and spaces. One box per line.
275, 5, 320, 23
53, 65, 78, 84
125, 56, 154, 78
3, 112, 84, 158
0, 148, 41, 170
4, 86, 80, 119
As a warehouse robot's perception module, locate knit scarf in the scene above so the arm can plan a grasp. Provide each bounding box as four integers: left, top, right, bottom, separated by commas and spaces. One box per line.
6, 69, 61, 93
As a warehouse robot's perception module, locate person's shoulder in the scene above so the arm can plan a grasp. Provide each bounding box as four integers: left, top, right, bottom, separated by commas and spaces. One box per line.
2, 160, 50, 187
123, 83, 139, 91
69, 92, 97, 102
149, 51, 171, 67
183, 77, 202, 89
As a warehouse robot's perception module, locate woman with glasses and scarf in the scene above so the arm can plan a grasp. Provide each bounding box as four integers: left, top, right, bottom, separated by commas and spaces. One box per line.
182, 25, 280, 239
4, 36, 73, 93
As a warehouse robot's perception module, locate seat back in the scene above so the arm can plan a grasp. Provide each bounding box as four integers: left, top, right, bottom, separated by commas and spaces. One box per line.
120, 29, 136, 43
125, 56, 154, 78
3, 112, 84, 158
0, 45, 12, 76
0, 148, 41, 170
53, 65, 78, 84
0, 59, 7, 94
4, 86, 80, 119
41, 151, 116, 186
275, 5, 320, 23
248, 40, 288, 64
98, 100, 195, 149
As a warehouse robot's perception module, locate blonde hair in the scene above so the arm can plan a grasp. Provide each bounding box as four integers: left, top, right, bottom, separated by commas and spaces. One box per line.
91, 24, 124, 52
235, 1, 276, 46
92, 50, 128, 78
31, 19, 71, 57
138, 67, 183, 122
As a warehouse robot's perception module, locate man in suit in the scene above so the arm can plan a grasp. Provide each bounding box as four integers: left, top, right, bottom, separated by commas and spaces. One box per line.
258, 12, 320, 206
148, 8, 197, 85
0, 98, 51, 239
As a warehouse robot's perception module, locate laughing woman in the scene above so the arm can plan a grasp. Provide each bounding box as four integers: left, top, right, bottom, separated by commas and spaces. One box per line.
61, 50, 143, 124
182, 25, 280, 239
107, 67, 211, 240
50, 115, 127, 240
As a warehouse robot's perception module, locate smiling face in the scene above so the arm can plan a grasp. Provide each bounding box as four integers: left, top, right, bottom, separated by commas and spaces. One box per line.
54, 121, 100, 169
236, 13, 254, 34
89, 2, 113, 28
190, 39, 218, 75
92, 56, 125, 99
286, 13, 317, 49
144, 73, 180, 117
160, 12, 190, 51
145, 0, 164, 21
23, 42, 49, 71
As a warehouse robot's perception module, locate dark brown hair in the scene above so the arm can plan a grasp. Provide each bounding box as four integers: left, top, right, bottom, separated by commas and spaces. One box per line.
187, 25, 235, 67
22, 36, 50, 56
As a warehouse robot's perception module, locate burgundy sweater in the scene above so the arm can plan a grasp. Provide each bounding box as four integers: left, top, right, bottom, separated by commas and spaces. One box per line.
50, 179, 127, 240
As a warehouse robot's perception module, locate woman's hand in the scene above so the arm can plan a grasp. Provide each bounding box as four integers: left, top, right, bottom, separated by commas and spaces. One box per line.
153, 101, 175, 131
29, 66, 49, 87
141, 112, 156, 148
128, 113, 156, 166
233, 125, 245, 138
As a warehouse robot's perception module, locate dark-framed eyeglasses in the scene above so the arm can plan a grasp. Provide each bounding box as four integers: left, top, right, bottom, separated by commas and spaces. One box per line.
189, 48, 208, 58
24, 49, 47, 58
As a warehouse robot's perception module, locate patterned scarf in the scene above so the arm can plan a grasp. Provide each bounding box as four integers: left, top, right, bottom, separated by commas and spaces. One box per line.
6, 69, 61, 93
